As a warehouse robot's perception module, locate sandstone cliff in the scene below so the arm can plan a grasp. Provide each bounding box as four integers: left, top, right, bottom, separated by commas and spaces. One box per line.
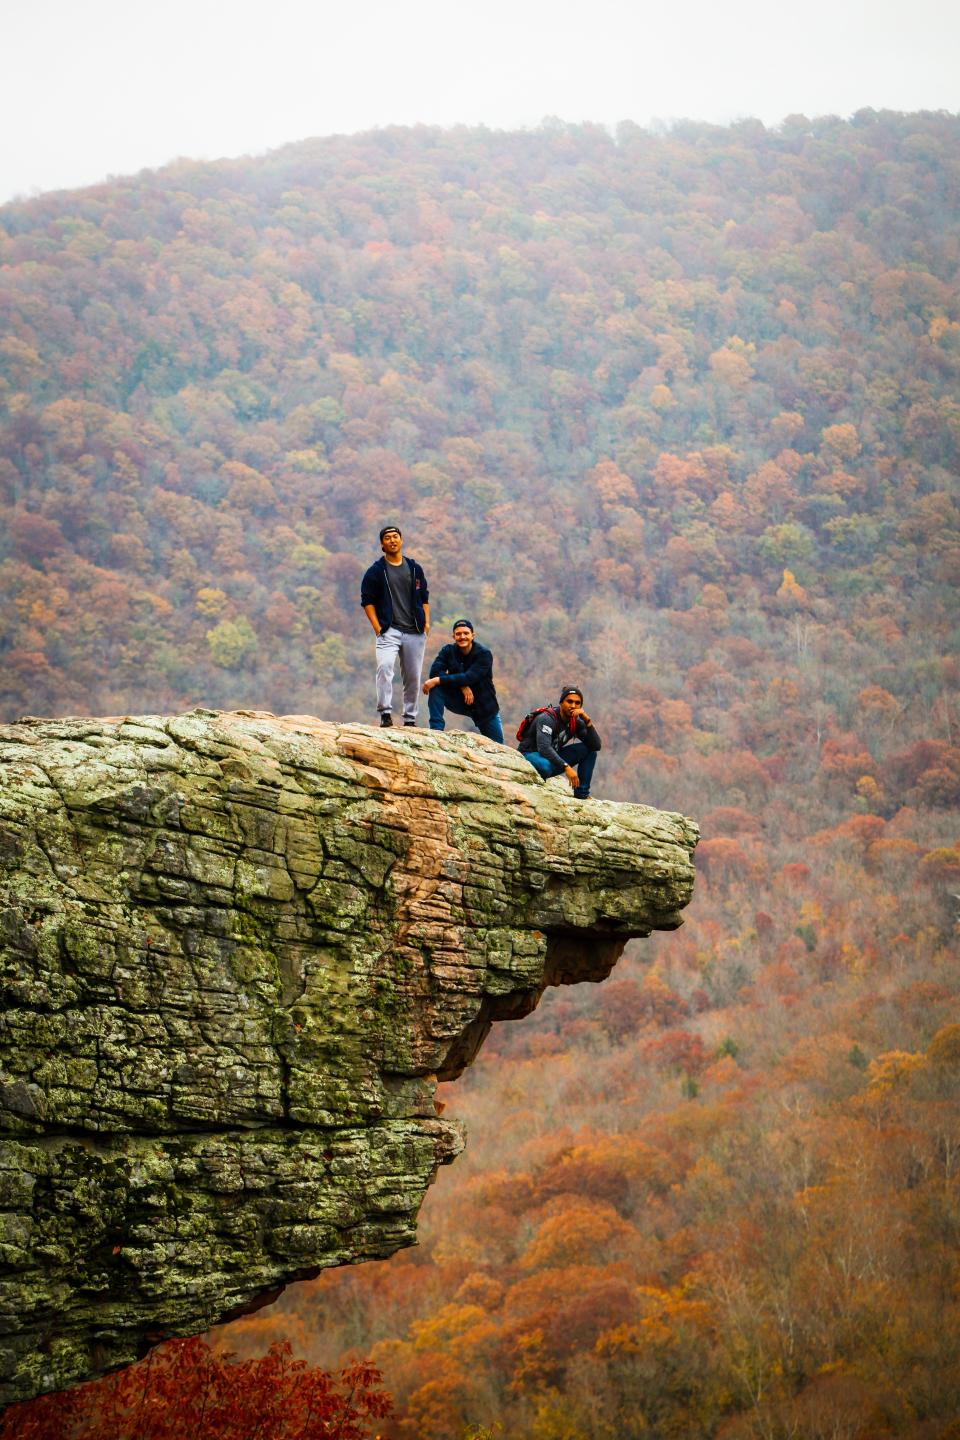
0, 710, 697, 1405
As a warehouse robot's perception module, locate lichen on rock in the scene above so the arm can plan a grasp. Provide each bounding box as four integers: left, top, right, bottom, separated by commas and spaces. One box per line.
0, 709, 697, 1404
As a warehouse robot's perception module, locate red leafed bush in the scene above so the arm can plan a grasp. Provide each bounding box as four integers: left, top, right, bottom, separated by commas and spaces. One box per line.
642, 1029, 708, 1076
695, 836, 752, 878
809, 814, 886, 851
1, 1337, 391, 1440
701, 805, 763, 837
817, 737, 877, 788
594, 975, 689, 1040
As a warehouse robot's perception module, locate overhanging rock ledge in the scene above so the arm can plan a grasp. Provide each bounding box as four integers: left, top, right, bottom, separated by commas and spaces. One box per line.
0, 709, 697, 1404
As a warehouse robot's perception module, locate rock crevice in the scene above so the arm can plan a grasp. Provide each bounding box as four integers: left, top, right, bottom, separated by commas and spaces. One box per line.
0, 710, 697, 1404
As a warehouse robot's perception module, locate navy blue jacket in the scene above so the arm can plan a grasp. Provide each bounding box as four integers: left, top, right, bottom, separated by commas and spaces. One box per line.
360, 556, 429, 634
429, 640, 499, 719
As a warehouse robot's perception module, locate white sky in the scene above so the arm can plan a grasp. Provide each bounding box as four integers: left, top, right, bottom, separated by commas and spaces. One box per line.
3, 0, 959, 203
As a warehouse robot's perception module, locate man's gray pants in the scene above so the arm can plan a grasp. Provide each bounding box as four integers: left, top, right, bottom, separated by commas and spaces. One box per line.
375, 627, 427, 721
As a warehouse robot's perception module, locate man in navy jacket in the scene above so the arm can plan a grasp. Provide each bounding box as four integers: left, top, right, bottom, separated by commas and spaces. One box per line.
360, 525, 430, 726
422, 619, 504, 743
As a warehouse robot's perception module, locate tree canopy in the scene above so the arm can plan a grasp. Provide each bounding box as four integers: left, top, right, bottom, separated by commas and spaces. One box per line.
3, 110, 959, 1439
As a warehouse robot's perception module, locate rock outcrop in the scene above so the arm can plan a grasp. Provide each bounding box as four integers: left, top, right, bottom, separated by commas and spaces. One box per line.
0, 710, 697, 1405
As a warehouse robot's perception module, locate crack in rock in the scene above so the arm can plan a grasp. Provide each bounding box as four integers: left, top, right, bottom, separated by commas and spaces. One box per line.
0, 709, 697, 1404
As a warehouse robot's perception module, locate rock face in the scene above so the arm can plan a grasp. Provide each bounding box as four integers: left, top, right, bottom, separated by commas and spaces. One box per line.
0, 710, 697, 1405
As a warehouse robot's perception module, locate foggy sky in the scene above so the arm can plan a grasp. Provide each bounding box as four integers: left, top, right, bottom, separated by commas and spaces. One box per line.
3, 0, 959, 204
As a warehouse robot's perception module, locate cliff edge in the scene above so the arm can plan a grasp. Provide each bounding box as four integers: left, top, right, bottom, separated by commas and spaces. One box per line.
0, 710, 697, 1404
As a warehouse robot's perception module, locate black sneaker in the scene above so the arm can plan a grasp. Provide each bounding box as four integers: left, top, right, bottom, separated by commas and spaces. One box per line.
403, 720, 416, 727
379, 713, 393, 727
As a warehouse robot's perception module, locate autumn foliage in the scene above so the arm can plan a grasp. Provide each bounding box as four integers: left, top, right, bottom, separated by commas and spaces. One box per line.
2, 110, 959, 1438
2, 1338, 390, 1440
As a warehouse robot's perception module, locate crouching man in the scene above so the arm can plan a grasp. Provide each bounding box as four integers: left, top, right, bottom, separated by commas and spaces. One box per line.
422, 619, 504, 743
518, 686, 601, 798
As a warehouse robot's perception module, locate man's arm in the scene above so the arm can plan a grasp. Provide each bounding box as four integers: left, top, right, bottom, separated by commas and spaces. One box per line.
423, 644, 450, 692
414, 561, 430, 635
359, 562, 378, 609
535, 715, 568, 770
578, 714, 602, 750
360, 563, 384, 633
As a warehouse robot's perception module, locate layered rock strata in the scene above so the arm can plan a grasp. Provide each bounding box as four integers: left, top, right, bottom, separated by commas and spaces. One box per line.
0, 710, 697, 1404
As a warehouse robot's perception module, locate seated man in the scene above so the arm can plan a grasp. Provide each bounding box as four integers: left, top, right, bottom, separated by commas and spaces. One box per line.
422, 619, 504, 743
517, 686, 601, 798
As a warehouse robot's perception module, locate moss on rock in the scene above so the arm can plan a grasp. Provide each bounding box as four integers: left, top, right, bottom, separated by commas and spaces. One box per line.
0, 709, 696, 1404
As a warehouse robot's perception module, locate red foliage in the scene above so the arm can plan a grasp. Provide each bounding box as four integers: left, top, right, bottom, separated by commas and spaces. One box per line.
642, 1029, 708, 1076
533, 1150, 632, 1214
1, 1338, 391, 1440
702, 805, 763, 837
8, 511, 67, 564
817, 736, 876, 788
500, 1271, 637, 1378
695, 836, 752, 878
700, 750, 771, 800
810, 814, 885, 852
594, 976, 689, 1040
882, 740, 960, 807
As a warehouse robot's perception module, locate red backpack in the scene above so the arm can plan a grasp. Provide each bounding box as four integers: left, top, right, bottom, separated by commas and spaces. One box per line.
516, 705, 558, 743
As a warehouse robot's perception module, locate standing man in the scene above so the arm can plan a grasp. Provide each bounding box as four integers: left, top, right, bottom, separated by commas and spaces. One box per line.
360, 525, 430, 727
422, 619, 504, 743
517, 686, 601, 798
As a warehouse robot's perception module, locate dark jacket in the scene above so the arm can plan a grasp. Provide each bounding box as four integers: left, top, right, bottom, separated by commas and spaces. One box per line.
429, 641, 499, 719
360, 556, 429, 634
518, 707, 602, 769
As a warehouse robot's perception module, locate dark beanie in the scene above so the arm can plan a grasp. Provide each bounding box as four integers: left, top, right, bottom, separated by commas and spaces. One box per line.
559, 686, 583, 703
379, 524, 402, 541
452, 618, 474, 632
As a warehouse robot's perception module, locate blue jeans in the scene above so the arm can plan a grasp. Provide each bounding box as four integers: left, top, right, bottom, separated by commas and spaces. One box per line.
428, 688, 504, 744
523, 740, 597, 797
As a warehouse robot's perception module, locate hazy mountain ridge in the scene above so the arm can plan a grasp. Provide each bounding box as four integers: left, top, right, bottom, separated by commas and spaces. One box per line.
0, 113, 958, 736
2, 113, 960, 1439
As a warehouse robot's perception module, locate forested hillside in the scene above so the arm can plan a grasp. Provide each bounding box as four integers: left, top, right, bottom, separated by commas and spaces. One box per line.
2, 111, 960, 1439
